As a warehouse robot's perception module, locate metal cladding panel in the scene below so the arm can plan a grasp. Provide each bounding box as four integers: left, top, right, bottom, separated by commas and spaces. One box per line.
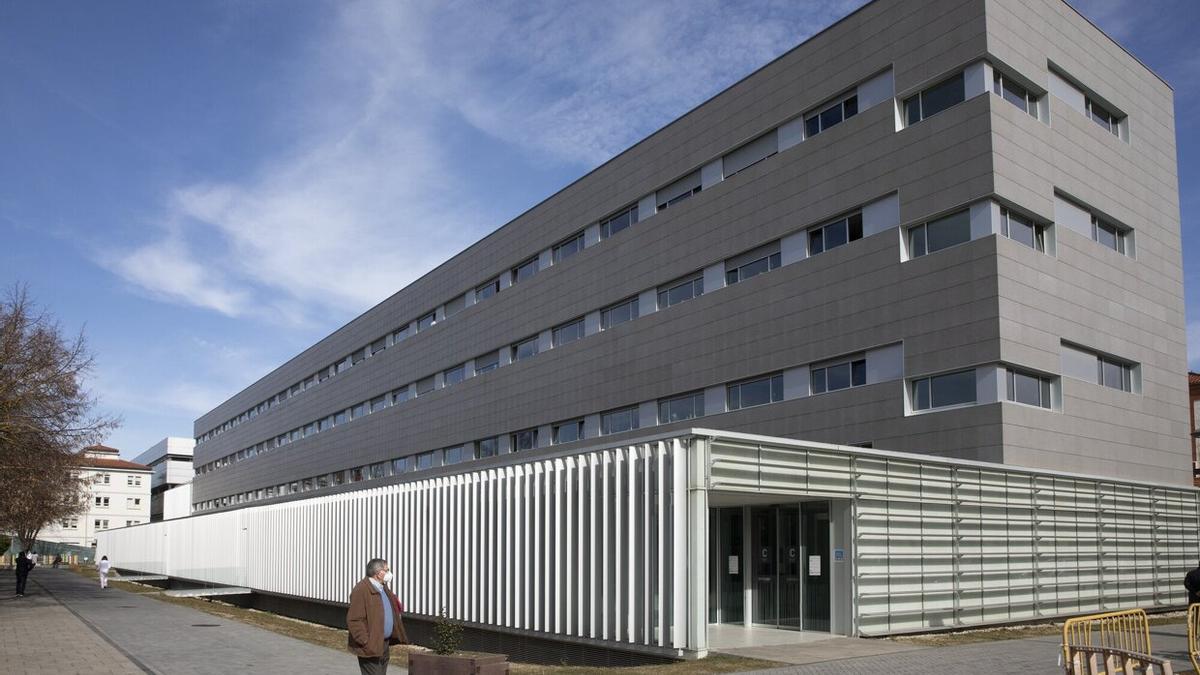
98, 439, 689, 656
706, 437, 1200, 636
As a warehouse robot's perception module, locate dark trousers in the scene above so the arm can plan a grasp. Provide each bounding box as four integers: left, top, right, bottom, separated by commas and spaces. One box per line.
357, 648, 389, 675
15, 572, 28, 595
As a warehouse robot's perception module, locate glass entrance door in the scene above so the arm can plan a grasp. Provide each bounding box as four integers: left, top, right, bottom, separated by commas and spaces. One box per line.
801, 501, 831, 632
709, 507, 744, 624
750, 505, 802, 627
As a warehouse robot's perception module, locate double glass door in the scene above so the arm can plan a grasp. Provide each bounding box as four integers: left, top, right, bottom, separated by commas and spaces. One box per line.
711, 502, 830, 631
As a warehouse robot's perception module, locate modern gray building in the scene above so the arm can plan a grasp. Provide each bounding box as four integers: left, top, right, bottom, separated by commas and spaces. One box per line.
132, 436, 196, 521
101, 0, 1195, 661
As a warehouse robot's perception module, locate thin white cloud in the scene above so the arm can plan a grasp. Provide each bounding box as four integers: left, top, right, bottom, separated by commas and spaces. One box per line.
105, 0, 865, 325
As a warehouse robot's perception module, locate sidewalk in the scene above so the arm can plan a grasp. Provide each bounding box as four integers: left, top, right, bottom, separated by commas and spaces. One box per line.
0, 568, 364, 675
730, 623, 1194, 674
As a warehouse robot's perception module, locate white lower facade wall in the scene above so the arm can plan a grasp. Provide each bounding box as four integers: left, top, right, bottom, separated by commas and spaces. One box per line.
99, 430, 1200, 656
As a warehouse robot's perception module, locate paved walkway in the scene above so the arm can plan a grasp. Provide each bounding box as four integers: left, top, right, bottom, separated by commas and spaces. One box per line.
732, 623, 1193, 674
0, 569, 363, 674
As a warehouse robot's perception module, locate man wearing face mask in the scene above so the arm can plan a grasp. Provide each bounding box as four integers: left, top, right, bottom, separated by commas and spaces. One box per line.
347, 558, 408, 674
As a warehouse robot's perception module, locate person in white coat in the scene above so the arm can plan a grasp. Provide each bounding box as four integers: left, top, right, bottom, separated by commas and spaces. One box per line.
97, 556, 111, 589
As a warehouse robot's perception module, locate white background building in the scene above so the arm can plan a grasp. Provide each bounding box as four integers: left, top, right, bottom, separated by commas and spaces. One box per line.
132, 437, 195, 521
40, 445, 152, 547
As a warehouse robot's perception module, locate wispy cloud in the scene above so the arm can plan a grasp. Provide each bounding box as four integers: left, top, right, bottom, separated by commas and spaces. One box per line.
104, 0, 864, 325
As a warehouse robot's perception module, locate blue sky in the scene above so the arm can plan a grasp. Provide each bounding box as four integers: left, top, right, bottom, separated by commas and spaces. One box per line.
1, 0, 1197, 459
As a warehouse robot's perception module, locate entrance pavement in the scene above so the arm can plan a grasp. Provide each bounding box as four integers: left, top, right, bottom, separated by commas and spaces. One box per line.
0, 568, 365, 674
727, 623, 1193, 674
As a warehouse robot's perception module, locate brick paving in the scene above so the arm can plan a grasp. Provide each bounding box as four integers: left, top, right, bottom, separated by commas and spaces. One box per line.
1, 568, 364, 674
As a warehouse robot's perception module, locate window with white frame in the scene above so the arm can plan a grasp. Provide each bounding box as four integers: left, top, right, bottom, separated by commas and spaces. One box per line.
811, 357, 866, 394
443, 364, 466, 386
659, 391, 705, 423
512, 428, 538, 452
657, 274, 703, 309
511, 336, 539, 362
725, 246, 781, 285
1000, 207, 1046, 251
552, 318, 584, 347
909, 209, 971, 257
476, 278, 500, 301
1092, 214, 1130, 255
443, 445, 471, 465
95, 496, 109, 508
904, 72, 965, 125
553, 232, 585, 263
809, 212, 863, 256
727, 373, 783, 411
911, 369, 976, 411
805, 92, 858, 138
553, 419, 584, 444
476, 436, 500, 458
992, 70, 1039, 118
95, 519, 108, 530
474, 350, 500, 375
1006, 368, 1052, 408
1086, 97, 1121, 136
601, 296, 639, 330
600, 407, 639, 435
600, 204, 639, 238
127, 498, 141, 508
417, 312, 437, 332
512, 257, 538, 285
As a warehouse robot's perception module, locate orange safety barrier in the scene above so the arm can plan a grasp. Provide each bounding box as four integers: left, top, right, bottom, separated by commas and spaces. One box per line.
1061, 608, 1173, 675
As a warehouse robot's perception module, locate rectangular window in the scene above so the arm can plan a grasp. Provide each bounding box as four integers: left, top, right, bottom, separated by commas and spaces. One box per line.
417, 451, 441, 470
553, 232, 585, 263
476, 278, 500, 301
477, 437, 499, 458
727, 373, 784, 411
601, 297, 639, 330
1092, 215, 1128, 255
553, 419, 584, 444
370, 395, 387, 413
416, 376, 435, 396
393, 324, 411, 343
912, 370, 977, 411
95, 496, 109, 507
1001, 207, 1045, 251
444, 364, 466, 386
443, 445, 470, 465
369, 462, 389, 480
474, 351, 500, 375
992, 71, 1038, 117
512, 336, 539, 362
444, 294, 466, 319
904, 72, 966, 125
725, 249, 781, 285
348, 467, 365, 483
600, 407, 639, 435
809, 213, 864, 256
600, 204, 639, 238
1086, 97, 1120, 135
723, 132, 778, 177
553, 318, 585, 347
512, 428, 538, 452
805, 93, 858, 138
303, 422, 316, 436
1007, 368, 1052, 408
657, 173, 701, 211
330, 471, 345, 486
334, 410, 347, 426
512, 257, 538, 284
1099, 357, 1133, 392
659, 391, 704, 423
390, 458, 409, 475
416, 312, 436, 332
392, 388, 410, 405
370, 338, 386, 356
811, 358, 866, 394
909, 209, 971, 257
351, 403, 365, 419
657, 274, 704, 309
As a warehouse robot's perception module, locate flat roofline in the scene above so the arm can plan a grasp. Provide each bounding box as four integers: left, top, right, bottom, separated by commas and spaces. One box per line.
1063, 0, 1172, 89
194, 0, 891, 426
197, 0, 1170, 427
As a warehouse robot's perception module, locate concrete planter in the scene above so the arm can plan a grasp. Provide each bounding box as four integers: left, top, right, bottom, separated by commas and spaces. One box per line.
407, 651, 509, 675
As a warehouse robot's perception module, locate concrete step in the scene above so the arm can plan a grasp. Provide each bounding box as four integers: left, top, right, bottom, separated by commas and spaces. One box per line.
163, 587, 251, 598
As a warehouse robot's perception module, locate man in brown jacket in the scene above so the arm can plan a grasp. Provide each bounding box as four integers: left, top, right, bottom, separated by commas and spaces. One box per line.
347, 558, 408, 674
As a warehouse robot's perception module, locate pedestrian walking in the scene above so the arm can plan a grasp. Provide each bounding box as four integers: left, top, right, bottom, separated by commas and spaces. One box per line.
1184, 559, 1200, 605
52, 554, 62, 569
347, 558, 408, 675
14, 550, 33, 597
97, 555, 111, 589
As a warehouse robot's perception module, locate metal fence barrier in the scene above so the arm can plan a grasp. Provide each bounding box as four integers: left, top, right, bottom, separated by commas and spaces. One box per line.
1061, 608, 1173, 674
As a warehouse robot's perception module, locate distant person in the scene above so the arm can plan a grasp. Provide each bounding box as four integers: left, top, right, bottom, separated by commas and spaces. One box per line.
14, 550, 33, 597
97, 556, 111, 589
1185, 560, 1200, 605
347, 558, 408, 675
52, 554, 62, 569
